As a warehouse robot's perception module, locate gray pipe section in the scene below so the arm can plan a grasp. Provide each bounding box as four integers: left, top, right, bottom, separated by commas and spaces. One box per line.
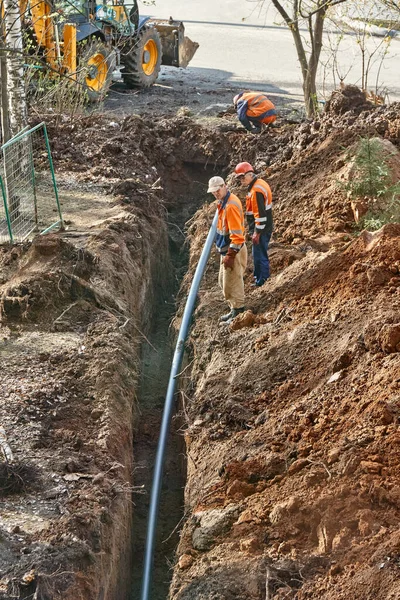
140, 209, 218, 600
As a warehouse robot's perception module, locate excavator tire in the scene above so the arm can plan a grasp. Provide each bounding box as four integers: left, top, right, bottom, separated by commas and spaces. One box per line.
79, 41, 116, 102
121, 26, 162, 88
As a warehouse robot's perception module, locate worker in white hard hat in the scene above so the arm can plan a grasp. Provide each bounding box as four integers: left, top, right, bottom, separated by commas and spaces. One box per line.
207, 176, 247, 324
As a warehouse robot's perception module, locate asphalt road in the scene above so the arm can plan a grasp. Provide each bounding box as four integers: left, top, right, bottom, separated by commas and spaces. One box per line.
143, 0, 400, 103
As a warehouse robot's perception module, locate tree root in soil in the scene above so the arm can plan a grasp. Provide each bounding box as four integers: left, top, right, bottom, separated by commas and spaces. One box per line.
0, 461, 40, 495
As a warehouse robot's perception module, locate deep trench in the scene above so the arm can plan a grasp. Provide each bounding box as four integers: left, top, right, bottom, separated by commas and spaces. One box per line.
129, 163, 218, 600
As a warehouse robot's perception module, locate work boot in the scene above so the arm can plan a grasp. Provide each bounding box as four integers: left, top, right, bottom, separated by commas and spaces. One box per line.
220, 309, 234, 322
225, 307, 245, 324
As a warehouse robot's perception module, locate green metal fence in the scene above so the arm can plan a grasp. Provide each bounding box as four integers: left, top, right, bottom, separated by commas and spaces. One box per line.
0, 123, 63, 244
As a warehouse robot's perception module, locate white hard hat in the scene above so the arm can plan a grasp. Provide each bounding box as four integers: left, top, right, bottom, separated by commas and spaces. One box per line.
233, 94, 240, 106
207, 176, 225, 193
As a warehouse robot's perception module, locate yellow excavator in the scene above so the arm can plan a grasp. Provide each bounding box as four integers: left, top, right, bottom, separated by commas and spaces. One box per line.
17, 0, 198, 101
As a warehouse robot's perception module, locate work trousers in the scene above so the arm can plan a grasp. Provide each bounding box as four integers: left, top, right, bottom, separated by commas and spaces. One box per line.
252, 231, 271, 285
218, 244, 247, 309
248, 115, 276, 132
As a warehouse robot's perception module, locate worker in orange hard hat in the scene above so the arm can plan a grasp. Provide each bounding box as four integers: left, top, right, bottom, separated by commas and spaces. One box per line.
234, 162, 273, 287
233, 91, 277, 134
207, 175, 247, 324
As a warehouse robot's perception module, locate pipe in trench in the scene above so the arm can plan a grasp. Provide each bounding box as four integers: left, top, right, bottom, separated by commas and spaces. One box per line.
140, 209, 218, 600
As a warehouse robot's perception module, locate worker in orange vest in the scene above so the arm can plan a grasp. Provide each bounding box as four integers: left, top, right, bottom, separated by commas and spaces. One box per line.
233, 91, 277, 133
234, 162, 273, 287
207, 176, 247, 324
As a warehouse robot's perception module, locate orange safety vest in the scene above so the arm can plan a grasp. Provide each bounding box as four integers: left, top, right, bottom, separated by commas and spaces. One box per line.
241, 92, 277, 124
216, 192, 245, 253
246, 178, 273, 232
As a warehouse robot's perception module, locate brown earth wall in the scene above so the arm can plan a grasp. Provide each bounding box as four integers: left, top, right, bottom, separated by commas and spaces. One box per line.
0, 202, 170, 599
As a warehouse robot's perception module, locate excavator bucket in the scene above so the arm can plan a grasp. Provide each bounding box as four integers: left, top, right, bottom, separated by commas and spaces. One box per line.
148, 18, 199, 69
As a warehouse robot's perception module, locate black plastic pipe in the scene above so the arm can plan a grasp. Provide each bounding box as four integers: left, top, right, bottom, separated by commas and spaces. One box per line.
140, 209, 218, 600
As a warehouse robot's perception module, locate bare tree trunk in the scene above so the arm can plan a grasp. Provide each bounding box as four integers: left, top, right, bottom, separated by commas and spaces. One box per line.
4, 0, 27, 136
0, 43, 11, 144
270, 0, 349, 118
271, 0, 323, 117
271, 0, 309, 81
303, 7, 326, 117
1, 14, 11, 144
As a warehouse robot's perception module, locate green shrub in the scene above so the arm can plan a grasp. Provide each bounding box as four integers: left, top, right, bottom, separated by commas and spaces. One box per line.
341, 136, 400, 231
357, 194, 400, 231
344, 136, 396, 199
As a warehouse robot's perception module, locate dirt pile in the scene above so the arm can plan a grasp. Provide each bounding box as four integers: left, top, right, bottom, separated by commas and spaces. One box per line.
43, 89, 400, 244
169, 95, 400, 600
171, 223, 400, 599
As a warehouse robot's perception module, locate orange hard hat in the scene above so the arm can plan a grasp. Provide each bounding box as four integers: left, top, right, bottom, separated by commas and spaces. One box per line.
234, 162, 254, 176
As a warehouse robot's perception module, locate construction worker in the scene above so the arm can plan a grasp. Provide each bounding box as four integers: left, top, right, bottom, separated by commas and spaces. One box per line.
234, 162, 273, 287
233, 91, 277, 133
207, 176, 247, 324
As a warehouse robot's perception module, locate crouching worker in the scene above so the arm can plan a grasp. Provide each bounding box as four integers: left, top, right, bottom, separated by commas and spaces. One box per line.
233, 91, 277, 134
207, 176, 247, 324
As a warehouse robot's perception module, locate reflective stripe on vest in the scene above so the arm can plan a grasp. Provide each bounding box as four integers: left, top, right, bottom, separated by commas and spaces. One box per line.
257, 108, 277, 120
252, 182, 272, 207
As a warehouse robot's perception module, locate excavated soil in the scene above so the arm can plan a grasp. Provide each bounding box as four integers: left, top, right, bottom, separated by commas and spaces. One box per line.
168, 89, 400, 600
0, 86, 399, 600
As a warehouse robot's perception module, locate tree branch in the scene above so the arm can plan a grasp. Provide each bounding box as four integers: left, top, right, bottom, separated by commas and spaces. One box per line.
299, 0, 349, 20
271, 0, 293, 26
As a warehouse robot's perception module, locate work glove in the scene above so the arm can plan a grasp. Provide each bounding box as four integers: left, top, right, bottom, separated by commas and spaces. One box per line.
252, 232, 261, 245
223, 248, 237, 270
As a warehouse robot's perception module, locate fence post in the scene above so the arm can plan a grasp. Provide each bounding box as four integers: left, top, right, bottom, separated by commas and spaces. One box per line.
43, 123, 64, 230
0, 174, 13, 243
29, 135, 39, 229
